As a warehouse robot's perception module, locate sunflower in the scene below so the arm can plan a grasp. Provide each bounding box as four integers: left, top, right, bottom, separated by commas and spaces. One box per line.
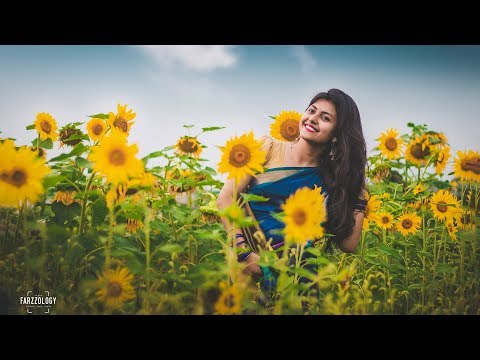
375, 211, 394, 230
96, 267, 136, 309
217, 131, 266, 183
214, 281, 242, 315
453, 149, 480, 183
126, 218, 144, 234
0, 140, 50, 208
445, 221, 459, 241
365, 193, 381, 222
428, 131, 448, 150
59, 127, 82, 147
413, 183, 425, 195
175, 136, 203, 157
458, 211, 476, 231
125, 171, 157, 196
435, 146, 451, 175
34, 112, 58, 141
53, 190, 77, 205
270, 110, 302, 142
88, 132, 144, 184
380, 192, 390, 200
282, 186, 326, 244
405, 135, 432, 167
28, 146, 47, 160
378, 128, 404, 160
430, 189, 463, 223
396, 212, 421, 236
108, 103, 136, 136
87, 118, 107, 142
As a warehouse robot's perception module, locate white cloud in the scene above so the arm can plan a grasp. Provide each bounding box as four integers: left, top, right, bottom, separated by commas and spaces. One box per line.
138, 45, 238, 72
291, 46, 316, 74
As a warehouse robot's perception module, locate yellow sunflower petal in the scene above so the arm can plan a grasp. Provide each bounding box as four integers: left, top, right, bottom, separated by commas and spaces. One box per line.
269, 110, 302, 142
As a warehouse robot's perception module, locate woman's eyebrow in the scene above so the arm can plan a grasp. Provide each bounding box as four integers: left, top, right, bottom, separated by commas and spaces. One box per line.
321, 111, 333, 117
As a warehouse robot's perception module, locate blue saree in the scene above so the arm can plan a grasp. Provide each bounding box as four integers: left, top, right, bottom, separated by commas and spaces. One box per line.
245, 166, 327, 251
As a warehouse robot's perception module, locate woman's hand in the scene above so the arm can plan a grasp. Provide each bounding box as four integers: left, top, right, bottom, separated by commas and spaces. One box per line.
241, 252, 262, 279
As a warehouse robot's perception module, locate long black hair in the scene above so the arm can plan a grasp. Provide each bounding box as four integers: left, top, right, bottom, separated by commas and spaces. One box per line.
310, 89, 367, 252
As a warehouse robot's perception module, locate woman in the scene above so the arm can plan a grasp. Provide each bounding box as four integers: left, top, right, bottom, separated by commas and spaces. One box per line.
217, 88, 367, 286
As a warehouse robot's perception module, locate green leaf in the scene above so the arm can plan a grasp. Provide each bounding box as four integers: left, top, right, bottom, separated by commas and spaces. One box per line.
50, 202, 81, 226
376, 243, 403, 261
91, 198, 108, 227
65, 133, 89, 142
269, 116, 276, 120
88, 113, 109, 119
26, 124, 36, 130
43, 172, 64, 189
156, 244, 183, 253
436, 263, 456, 274
40, 138, 53, 149
49, 143, 88, 162
407, 122, 415, 128
240, 193, 270, 202
75, 156, 93, 169
183, 125, 195, 129
141, 150, 165, 165
201, 126, 225, 132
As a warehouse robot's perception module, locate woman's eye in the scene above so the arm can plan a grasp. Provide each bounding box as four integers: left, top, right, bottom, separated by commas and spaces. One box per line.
322, 115, 330, 121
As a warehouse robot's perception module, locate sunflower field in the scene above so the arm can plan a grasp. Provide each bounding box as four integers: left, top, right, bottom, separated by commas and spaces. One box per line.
0, 106, 478, 315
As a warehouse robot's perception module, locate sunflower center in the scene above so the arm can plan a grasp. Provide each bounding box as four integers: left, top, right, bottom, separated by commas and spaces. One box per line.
401, 219, 413, 229
436, 201, 448, 213
92, 124, 104, 135
8, 169, 28, 187
229, 144, 251, 167
109, 149, 126, 166
461, 157, 480, 175
224, 294, 236, 308
280, 119, 300, 141
179, 139, 198, 153
113, 117, 129, 132
382, 216, 390, 224
410, 143, 431, 159
40, 121, 52, 134
385, 137, 397, 151
292, 209, 307, 226
107, 281, 122, 298
0, 172, 9, 183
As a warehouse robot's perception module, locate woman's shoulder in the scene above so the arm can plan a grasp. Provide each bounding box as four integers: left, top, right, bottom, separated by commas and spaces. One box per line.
258, 135, 286, 167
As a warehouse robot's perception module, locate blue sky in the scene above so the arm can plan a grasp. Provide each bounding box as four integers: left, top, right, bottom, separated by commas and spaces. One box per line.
1, 45, 479, 178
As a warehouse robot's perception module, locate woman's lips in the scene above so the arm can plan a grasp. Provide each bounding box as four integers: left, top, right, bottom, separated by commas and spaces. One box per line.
304, 124, 318, 133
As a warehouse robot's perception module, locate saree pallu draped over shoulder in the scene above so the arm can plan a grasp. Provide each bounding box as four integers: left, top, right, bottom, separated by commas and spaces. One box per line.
241, 166, 326, 253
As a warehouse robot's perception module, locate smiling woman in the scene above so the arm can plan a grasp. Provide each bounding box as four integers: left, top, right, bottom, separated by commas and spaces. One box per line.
217, 88, 368, 295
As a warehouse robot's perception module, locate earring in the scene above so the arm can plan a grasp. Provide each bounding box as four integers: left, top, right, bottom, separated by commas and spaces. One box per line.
329, 147, 336, 161
329, 137, 337, 161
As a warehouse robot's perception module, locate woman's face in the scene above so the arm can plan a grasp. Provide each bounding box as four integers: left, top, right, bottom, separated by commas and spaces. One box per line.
298, 99, 337, 144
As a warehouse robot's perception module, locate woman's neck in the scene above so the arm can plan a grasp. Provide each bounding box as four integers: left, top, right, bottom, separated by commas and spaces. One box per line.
290, 138, 326, 167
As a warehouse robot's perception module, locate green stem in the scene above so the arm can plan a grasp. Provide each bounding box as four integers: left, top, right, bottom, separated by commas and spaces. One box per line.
3, 209, 10, 245
105, 205, 114, 269
78, 171, 96, 236
360, 230, 366, 275
37, 133, 41, 157
459, 237, 464, 302
13, 206, 22, 246
144, 208, 152, 290
421, 213, 426, 309
404, 243, 409, 313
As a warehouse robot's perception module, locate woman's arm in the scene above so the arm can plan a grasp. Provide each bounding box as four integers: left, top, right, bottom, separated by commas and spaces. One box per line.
337, 210, 365, 253
217, 175, 262, 277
